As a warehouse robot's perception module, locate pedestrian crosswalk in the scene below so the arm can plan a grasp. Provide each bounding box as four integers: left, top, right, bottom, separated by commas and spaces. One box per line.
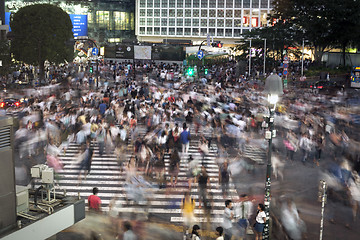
48, 124, 239, 225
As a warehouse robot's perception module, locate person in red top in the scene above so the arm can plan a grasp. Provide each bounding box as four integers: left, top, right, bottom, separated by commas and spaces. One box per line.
88, 187, 102, 212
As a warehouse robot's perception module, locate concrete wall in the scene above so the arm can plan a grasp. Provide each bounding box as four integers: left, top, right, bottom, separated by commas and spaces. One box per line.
322, 52, 360, 67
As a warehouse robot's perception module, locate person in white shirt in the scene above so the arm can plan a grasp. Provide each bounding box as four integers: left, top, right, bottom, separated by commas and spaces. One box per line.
254, 203, 267, 240
215, 226, 224, 240
223, 200, 234, 240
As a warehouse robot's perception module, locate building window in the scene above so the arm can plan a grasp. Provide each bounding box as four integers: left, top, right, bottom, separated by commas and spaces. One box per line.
218, 0, 224, 8
154, 9, 160, 17
261, 0, 268, 8
169, 28, 175, 35
260, 11, 268, 27
169, 0, 176, 8
177, 9, 183, 17
154, 18, 160, 26
234, 10, 241, 18
209, 28, 215, 35
193, 28, 199, 35
243, 29, 250, 34
154, 0, 161, 7
217, 28, 224, 36
226, 0, 233, 7
193, 9, 199, 17
252, 0, 259, 8
147, 0, 153, 8
185, 0, 192, 7
114, 12, 130, 30
252, 10, 259, 27
140, 27, 145, 34
209, 10, 216, 17
235, 0, 241, 8
217, 19, 224, 27
169, 18, 175, 26
201, 28, 207, 36
201, 10, 207, 18
209, 0, 216, 8
161, 27, 167, 35
140, 0, 146, 8
185, 9, 191, 17
162, 9, 167, 17
201, 0, 208, 8
185, 19, 191, 26
226, 10, 233, 18
243, 10, 250, 27
169, 9, 175, 17
140, 9, 146, 17
226, 29, 232, 36
185, 28, 191, 35
243, 0, 250, 8
218, 10, 224, 18
96, 11, 110, 30
209, 19, 216, 27
161, 18, 167, 26
147, 18, 153, 26
193, 0, 200, 7
161, 0, 168, 8
177, 18, 183, 26
154, 27, 160, 35
147, 27, 153, 34
177, 0, 184, 7
234, 29, 241, 37
201, 19, 207, 27
226, 19, 232, 27
176, 28, 183, 35
147, 9, 153, 17
193, 19, 199, 26
234, 19, 241, 27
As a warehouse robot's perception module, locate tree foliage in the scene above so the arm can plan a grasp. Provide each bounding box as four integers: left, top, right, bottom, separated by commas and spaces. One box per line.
0, 40, 14, 76
10, 4, 73, 79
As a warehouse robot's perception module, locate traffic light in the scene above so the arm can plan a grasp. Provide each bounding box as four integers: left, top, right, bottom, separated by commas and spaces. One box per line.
211, 41, 223, 48
89, 66, 93, 73
187, 67, 194, 76
204, 69, 208, 75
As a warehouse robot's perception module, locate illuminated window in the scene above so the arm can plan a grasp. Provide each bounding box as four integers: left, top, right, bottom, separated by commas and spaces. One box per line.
243, 10, 250, 27
88, 12, 93, 24
96, 11, 110, 30
251, 17, 259, 27
114, 12, 131, 30
260, 11, 268, 27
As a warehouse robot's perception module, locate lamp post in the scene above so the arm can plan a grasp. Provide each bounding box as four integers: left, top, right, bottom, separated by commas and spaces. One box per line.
263, 72, 283, 240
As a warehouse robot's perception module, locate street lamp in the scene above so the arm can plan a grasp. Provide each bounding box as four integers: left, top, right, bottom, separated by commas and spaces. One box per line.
263, 72, 283, 240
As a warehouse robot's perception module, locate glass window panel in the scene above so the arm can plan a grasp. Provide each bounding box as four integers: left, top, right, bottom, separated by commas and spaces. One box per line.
209, 28, 215, 35
177, 0, 184, 7
226, 29, 232, 37
185, 19, 192, 26
226, 10, 233, 18
201, 0, 208, 8
169, 0, 176, 7
169, 27, 175, 35
243, 29, 250, 34
161, 18, 167, 26
162, 9, 167, 17
193, 0, 200, 7
161, 0, 168, 8
193, 19, 199, 26
154, 9, 160, 17
234, 10, 241, 18
193, 9, 199, 17
96, 11, 110, 30
169, 18, 175, 26
234, 19, 241, 27
243, 0, 250, 8
243, 10, 250, 27
252, 0, 259, 8
114, 11, 130, 30
234, 29, 241, 37
177, 9, 183, 17
147, 18, 153, 25
218, 10, 224, 18
185, 28, 191, 35
176, 28, 183, 35
217, 19, 224, 27
140, 0, 146, 8
209, 19, 216, 27
201, 10, 207, 18
201, 28, 207, 36
209, 0, 216, 8
260, 11, 268, 27
226, 19, 232, 27
140, 27, 145, 34
154, 0, 161, 7
185, 9, 191, 17
161, 27, 167, 35
140, 9, 146, 17
251, 17, 259, 27
235, 0, 242, 8
147, 27, 153, 34
261, 0, 268, 8
177, 18, 183, 26
218, 0, 224, 8
201, 19, 207, 27
147, 0, 153, 8
154, 27, 160, 35
185, 0, 192, 7
169, 9, 175, 17
154, 18, 160, 26
209, 10, 216, 17
193, 28, 199, 36
147, 9, 153, 17
217, 28, 224, 36
226, 0, 233, 7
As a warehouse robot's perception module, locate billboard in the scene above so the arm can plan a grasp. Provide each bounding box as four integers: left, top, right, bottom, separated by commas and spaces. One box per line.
69, 14, 88, 37
115, 45, 134, 59
152, 46, 185, 61
134, 46, 151, 60
5, 12, 11, 31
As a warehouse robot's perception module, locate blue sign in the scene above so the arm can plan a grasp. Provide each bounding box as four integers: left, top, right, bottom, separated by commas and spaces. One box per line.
283, 70, 288, 75
92, 48, 99, 56
5, 12, 11, 31
283, 63, 288, 68
69, 14, 88, 37
197, 50, 204, 60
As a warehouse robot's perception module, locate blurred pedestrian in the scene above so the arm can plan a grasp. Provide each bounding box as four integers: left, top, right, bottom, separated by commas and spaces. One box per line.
169, 148, 180, 187
254, 203, 266, 240
223, 200, 234, 240
181, 192, 196, 237
123, 221, 137, 240
180, 122, 191, 155
215, 226, 224, 240
190, 224, 201, 240
88, 187, 102, 212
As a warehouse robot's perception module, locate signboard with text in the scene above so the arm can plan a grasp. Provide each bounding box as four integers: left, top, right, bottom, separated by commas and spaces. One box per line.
69, 14, 88, 37
115, 45, 134, 59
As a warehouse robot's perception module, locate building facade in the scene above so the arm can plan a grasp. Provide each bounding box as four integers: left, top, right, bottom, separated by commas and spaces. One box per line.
5, 0, 135, 44
136, 0, 274, 45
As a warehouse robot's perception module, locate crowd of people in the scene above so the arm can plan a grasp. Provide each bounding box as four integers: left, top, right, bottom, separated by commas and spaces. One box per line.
2, 59, 359, 239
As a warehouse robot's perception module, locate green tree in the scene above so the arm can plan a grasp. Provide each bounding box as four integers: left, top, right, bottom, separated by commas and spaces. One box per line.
10, 4, 73, 80
0, 40, 14, 77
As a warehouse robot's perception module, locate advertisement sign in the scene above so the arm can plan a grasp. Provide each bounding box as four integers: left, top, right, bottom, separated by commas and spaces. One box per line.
152, 46, 185, 61
5, 12, 11, 31
115, 45, 134, 59
134, 46, 151, 60
69, 14, 88, 37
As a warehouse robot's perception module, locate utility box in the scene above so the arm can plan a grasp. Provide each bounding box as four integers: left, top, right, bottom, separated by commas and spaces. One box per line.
16, 185, 29, 213
0, 116, 16, 235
